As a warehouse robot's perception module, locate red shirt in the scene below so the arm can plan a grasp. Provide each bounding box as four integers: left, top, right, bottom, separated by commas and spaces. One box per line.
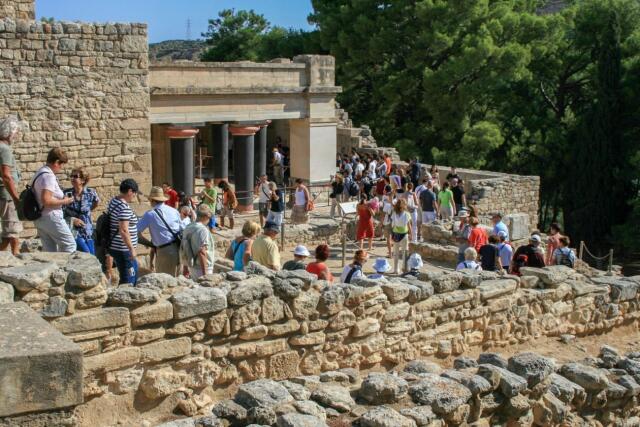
375, 180, 386, 196
306, 262, 334, 282
468, 227, 488, 252
164, 188, 179, 208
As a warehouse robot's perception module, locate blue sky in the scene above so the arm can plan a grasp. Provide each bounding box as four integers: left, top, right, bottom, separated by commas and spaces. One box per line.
35, 0, 315, 43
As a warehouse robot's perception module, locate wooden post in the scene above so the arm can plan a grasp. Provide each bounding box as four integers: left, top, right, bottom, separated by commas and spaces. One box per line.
607, 249, 614, 275
578, 241, 584, 261
341, 216, 346, 268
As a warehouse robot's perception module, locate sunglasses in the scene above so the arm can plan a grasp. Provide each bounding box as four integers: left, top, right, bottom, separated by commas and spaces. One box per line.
70, 174, 80, 179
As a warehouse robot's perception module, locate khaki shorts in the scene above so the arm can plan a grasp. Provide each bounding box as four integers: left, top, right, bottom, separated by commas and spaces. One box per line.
0, 199, 22, 239
383, 224, 392, 238
221, 206, 235, 220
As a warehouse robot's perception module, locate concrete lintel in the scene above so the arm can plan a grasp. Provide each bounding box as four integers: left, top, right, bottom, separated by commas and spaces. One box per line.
150, 111, 305, 125
0, 302, 83, 417
150, 61, 307, 70
150, 87, 311, 96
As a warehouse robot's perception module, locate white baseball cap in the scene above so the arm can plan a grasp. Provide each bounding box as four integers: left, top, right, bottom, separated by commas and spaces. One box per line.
530, 234, 542, 243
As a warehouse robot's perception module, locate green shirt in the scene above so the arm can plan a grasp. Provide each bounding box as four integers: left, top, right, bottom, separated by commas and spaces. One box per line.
182, 222, 215, 269
437, 189, 454, 208
0, 143, 20, 200
201, 187, 217, 210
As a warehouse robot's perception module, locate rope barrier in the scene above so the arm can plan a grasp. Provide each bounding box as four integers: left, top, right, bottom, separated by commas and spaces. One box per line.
578, 241, 614, 274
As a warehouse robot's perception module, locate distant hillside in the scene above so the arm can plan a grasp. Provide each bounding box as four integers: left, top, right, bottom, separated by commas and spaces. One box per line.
149, 40, 206, 62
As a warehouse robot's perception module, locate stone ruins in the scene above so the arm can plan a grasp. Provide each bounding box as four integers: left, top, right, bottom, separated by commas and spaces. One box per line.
2, 250, 640, 426
1, 1, 640, 427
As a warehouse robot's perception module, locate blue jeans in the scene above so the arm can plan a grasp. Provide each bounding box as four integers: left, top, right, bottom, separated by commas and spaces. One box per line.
208, 216, 217, 229
109, 249, 138, 285
76, 236, 95, 255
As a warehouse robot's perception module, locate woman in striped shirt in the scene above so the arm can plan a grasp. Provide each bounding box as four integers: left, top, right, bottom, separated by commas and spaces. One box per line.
108, 179, 139, 285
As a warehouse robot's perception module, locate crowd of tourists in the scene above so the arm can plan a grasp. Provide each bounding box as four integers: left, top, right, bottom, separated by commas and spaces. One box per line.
0, 116, 577, 288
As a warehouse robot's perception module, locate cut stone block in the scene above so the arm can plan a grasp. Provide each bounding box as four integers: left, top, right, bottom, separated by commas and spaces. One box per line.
0, 302, 82, 417
505, 213, 529, 240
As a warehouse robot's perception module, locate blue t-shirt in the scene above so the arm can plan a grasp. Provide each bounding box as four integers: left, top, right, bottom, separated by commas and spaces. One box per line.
493, 221, 509, 241
497, 242, 513, 268
231, 239, 248, 271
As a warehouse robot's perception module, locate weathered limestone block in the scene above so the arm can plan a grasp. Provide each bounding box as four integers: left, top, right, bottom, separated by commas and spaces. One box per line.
352, 318, 380, 338
383, 303, 411, 322
132, 327, 166, 345
0, 302, 83, 417
0, 282, 13, 304
318, 287, 345, 315
269, 351, 300, 380
508, 352, 556, 387
137, 273, 179, 292
381, 282, 411, 303
167, 318, 205, 335
478, 279, 518, 301
269, 319, 301, 336
262, 296, 286, 324
277, 413, 327, 427
292, 291, 320, 320
311, 384, 356, 412
139, 367, 189, 399
235, 379, 294, 408
141, 337, 192, 363
360, 406, 417, 427
232, 301, 261, 332
74, 284, 108, 309
228, 277, 273, 306
84, 347, 141, 373
290, 332, 326, 346
171, 287, 227, 319
505, 213, 530, 240
360, 373, 408, 404
477, 364, 527, 397
130, 300, 174, 327
52, 307, 129, 334
408, 374, 472, 415
109, 286, 159, 306
40, 295, 68, 318
559, 363, 609, 391
441, 369, 492, 396
0, 262, 58, 292
65, 256, 104, 290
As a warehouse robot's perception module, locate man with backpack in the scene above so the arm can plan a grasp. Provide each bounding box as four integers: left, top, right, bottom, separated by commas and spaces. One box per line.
138, 186, 184, 277
0, 116, 23, 256
510, 234, 546, 275
552, 236, 576, 268
181, 204, 215, 279
105, 179, 140, 285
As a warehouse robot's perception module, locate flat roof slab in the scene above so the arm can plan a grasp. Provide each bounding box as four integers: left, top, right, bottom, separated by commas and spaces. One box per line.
0, 302, 83, 417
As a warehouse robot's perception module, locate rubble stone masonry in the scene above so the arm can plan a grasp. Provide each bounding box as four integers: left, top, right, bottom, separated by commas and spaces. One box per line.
0, 2, 151, 227
1, 250, 639, 424
0, 0, 34, 21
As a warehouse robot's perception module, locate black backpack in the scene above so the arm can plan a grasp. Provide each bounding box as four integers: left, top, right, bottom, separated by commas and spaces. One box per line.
347, 180, 359, 197
95, 211, 114, 249
19, 171, 48, 221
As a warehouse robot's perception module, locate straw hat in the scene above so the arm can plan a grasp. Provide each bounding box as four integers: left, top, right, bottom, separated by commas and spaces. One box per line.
148, 186, 169, 202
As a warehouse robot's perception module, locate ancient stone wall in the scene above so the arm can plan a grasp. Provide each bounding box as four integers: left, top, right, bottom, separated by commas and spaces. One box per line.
1, 250, 639, 423
0, 0, 34, 20
0, 14, 151, 233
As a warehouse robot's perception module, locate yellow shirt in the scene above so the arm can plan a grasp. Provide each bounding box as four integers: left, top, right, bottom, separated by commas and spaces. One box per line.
251, 235, 281, 270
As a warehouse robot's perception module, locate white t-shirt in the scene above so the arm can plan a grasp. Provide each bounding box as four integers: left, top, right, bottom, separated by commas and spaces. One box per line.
33, 165, 64, 216
456, 261, 482, 271
368, 161, 377, 179
273, 151, 284, 166
382, 198, 394, 225
340, 264, 364, 283
497, 243, 514, 267
355, 163, 365, 176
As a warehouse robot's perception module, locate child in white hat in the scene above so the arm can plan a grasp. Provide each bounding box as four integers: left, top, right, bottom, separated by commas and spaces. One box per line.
368, 258, 391, 280
402, 253, 424, 278
282, 245, 310, 271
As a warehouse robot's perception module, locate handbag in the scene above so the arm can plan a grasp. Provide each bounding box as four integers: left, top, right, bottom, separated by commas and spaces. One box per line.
391, 232, 407, 243
154, 208, 182, 246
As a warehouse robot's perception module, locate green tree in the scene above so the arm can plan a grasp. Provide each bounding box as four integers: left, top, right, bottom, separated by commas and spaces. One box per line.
201, 9, 269, 61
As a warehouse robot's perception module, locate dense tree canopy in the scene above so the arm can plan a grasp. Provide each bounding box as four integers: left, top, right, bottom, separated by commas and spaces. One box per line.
201, 1, 640, 254
201, 9, 325, 62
